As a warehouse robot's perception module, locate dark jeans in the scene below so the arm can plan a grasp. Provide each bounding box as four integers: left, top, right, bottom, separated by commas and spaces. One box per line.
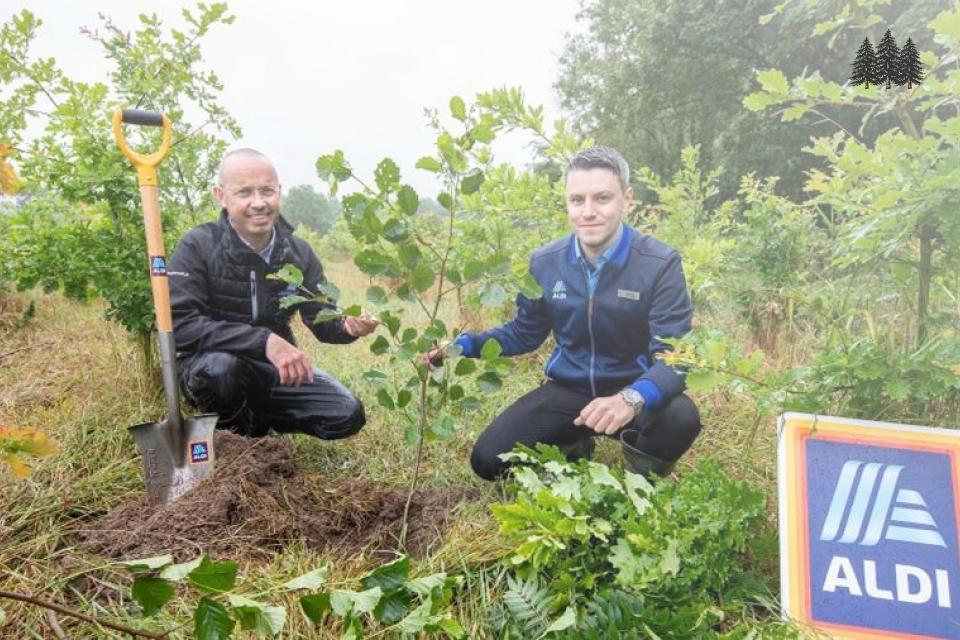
470, 380, 701, 481
177, 351, 366, 440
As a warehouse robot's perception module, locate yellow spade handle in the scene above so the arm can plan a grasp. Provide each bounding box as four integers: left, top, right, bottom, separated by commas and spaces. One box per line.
112, 109, 171, 186
112, 109, 174, 333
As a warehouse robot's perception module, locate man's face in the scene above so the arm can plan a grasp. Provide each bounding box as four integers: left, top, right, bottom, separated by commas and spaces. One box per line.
565, 167, 633, 257
213, 155, 281, 246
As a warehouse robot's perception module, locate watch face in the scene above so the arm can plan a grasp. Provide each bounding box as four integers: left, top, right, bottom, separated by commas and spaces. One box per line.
621, 388, 642, 405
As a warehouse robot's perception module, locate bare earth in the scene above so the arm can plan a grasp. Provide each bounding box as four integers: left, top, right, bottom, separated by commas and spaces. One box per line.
75, 431, 472, 562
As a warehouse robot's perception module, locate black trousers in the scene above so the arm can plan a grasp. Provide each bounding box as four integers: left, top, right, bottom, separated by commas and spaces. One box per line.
470, 380, 701, 481
177, 351, 366, 440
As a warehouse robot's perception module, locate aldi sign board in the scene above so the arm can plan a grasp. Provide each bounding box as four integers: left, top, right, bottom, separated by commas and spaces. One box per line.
779, 413, 960, 639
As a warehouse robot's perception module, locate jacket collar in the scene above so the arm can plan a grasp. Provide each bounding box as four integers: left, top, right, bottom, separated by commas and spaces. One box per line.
218, 209, 294, 268
568, 222, 633, 268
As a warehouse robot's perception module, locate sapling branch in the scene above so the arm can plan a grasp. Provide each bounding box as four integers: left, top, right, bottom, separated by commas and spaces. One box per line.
0, 51, 61, 110
414, 233, 445, 261
0, 590, 168, 639
411, 290, 433, 320
399, 370, 430, 550
399, 171, 465, 547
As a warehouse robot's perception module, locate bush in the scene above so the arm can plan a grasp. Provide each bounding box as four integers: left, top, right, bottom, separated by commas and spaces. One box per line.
490, 445, 769, 638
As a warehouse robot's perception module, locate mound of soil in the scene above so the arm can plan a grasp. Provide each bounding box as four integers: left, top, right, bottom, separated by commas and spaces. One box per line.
75, 431, 473, 562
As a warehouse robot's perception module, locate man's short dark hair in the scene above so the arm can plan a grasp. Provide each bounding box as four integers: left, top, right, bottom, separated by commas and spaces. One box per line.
564, 146, 631, 191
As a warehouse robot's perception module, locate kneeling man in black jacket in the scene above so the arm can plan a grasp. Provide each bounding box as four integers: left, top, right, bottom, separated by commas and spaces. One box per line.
168, 148, 378, 439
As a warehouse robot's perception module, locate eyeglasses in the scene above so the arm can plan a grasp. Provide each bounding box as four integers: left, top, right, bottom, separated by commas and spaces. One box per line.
224, 185, 280, 199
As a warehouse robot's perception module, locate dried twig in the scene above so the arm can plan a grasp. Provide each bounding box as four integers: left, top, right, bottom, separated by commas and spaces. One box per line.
0, 341, 53, 362
0, 590, 168, 639
44, 610, 68, 640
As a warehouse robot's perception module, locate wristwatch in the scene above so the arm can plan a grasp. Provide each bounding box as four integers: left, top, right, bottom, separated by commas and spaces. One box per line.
619, 387, 645, 416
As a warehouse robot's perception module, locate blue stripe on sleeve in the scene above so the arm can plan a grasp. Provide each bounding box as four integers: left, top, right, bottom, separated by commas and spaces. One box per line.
629, 378, 663, 410
454, 333, 478, 358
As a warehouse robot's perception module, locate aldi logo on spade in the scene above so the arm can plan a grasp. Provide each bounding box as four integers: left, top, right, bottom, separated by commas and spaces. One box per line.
779, 414, 960, 639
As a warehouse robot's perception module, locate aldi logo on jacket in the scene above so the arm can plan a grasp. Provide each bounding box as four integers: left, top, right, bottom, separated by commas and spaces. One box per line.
462, 224, 692, 402
551, 280, 568, 300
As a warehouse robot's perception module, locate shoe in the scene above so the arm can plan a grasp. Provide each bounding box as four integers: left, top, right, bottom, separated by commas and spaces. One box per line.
217, 402, 269, 438
620, 429, 675, 478
558, 437, 596, 462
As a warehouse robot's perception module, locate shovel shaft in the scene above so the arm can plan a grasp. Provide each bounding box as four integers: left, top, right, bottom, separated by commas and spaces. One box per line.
141, 181, 182, 442
158, 330, 184, 438
141, 184, 174, 333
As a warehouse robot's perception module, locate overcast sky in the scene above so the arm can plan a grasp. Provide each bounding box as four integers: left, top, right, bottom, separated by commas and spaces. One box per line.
6, 0, 583, 198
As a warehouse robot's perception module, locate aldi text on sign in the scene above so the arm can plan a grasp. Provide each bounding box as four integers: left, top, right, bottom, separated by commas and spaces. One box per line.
779, 413, 960, 639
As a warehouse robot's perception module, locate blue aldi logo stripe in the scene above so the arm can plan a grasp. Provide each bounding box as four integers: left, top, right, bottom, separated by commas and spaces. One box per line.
780, 413, 960, 639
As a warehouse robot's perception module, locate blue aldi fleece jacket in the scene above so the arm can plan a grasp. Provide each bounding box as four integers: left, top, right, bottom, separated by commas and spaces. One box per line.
455, 224, 692, 410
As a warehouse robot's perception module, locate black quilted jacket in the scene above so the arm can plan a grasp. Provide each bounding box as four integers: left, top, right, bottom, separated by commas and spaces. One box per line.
168, 210, 354, 358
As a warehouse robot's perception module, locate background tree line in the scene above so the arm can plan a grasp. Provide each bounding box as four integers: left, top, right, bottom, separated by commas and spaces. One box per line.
556, 0, 951, 203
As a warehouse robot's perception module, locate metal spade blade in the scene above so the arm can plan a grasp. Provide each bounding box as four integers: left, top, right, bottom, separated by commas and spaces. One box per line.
129, 413, 218, 505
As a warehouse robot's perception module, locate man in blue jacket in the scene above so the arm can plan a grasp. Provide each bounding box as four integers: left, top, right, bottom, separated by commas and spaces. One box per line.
435, 146, 701, 480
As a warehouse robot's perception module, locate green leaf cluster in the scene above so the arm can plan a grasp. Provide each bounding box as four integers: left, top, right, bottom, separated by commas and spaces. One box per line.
361, 320, 505, 445
490, 446, 767, 638
0, 5, 240, 340
121, 554, 464, 639
742, 3, 960, 351
298, 556, 464, 638
120, 554, 256, 639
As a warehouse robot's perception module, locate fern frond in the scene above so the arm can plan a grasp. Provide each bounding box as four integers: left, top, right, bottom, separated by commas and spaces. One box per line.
502, 574, 553, 636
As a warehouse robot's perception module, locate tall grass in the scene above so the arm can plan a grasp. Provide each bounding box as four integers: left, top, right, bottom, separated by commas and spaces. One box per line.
0, 257, 794, 638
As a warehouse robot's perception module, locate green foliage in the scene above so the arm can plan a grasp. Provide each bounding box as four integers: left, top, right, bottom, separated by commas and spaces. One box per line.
313, 88, 583, 544
281, 184, 340, 235
745, 3, 960, 347
490, 445, 767, 638
266, 263, 348, 325
558, 0, 949, 202
632, 145, 736, 307
122, 554, 240, 639
3, 196, 157, 334
493, 574, 576, 639
298, 556, 464, 637
788, 328, 960, 424
120, 553, 462, 639
0, 5, 239, 340
195, 597, 236, 640
664, 324, 960, 428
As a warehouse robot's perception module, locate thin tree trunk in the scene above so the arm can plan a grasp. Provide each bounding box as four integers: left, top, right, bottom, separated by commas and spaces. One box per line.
917, 222, 933, 346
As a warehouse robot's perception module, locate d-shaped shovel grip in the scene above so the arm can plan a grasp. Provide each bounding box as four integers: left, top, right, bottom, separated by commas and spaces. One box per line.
112, 109, 171, 187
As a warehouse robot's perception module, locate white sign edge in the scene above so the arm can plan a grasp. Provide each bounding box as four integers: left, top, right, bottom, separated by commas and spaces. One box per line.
777, 412, 792, 622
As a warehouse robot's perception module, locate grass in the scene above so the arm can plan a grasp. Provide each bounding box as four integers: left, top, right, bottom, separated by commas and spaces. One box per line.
0, 257, 798, 638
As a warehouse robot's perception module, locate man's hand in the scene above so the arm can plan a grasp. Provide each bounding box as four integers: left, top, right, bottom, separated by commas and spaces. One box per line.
266, 333, 314, 386
343, 309, 379, 337
574, 394, 636, 435
421, 342, 449, 371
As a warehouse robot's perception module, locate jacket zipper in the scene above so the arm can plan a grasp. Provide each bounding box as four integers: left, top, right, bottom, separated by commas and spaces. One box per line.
580, 263, 598, 396
249, 270, 259, 323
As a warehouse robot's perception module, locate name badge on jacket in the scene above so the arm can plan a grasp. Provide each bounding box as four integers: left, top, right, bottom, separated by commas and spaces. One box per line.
617, 289, 640, 301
